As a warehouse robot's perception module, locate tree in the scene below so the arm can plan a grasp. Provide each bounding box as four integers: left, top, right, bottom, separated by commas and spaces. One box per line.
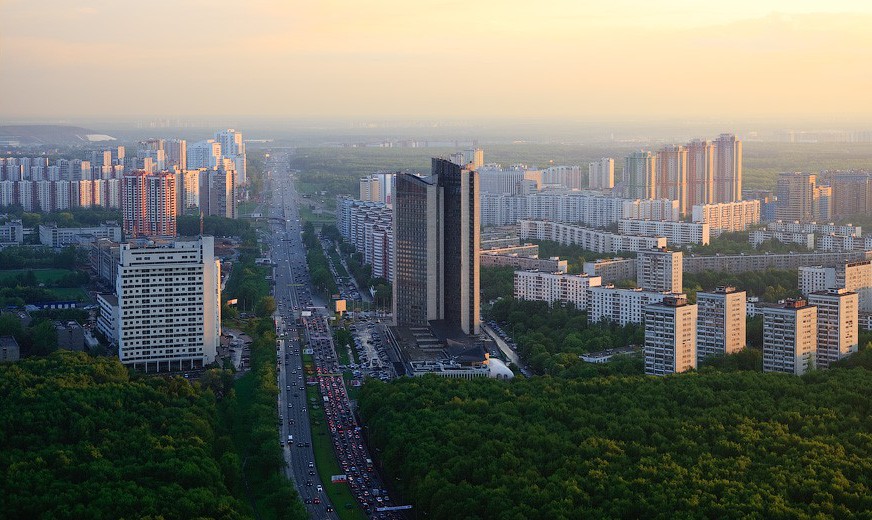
255, 296, 277, 317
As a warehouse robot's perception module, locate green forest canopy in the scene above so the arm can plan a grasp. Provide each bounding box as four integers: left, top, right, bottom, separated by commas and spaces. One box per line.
360, 359, 872, 520
0, 352, 248, 519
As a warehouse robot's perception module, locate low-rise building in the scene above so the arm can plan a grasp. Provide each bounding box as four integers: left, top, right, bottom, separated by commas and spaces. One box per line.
0, 336, 20, 362
39, 222, 122, 248
519, 220, 666, 254
588, 286, 681, 326
583, 257, 637, 284
0, 219, 24, 246
481, 253, 567, 273
619, 219, 710, 246
514, 270, 601, 309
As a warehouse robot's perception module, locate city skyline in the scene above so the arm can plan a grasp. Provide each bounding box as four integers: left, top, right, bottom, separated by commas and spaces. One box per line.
2, 1, 872, 121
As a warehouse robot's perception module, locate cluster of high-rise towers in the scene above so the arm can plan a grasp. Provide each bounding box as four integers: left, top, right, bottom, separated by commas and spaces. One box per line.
620, 133, 742, 215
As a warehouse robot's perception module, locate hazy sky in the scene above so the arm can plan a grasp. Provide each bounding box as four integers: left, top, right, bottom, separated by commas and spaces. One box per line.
1, 0, 871, 121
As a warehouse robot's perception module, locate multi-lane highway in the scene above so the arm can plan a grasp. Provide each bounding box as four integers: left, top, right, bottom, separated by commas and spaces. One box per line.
265, 152, 404, 519
266, 152, 338, 518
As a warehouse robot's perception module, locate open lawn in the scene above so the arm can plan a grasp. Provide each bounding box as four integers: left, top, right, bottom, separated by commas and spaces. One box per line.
0, 268, 77, 283
49, 288, 90, 301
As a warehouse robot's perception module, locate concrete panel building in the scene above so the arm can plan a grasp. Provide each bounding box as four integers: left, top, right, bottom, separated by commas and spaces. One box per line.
761, 299, 817, 376
106, 237, 221, 372
637, 248, 683, 293
808, 288, 858, 369
644, 295, 697, 376
696, 286, 746, 364
513, 270, 601, 310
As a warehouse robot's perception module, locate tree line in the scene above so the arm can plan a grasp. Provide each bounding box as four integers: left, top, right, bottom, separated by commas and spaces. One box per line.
359, 356, 872, 519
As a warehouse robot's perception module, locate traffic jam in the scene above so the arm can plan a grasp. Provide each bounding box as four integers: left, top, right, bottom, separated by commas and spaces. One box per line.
302, 315, 407, 519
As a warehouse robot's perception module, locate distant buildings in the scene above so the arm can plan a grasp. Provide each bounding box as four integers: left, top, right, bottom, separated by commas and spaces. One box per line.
393, 158, 480, 335
121, 171, 177, 238
358, 172, 397, 206
519, 220, 666, 254
588, 158, 614, 190
775, 172, 817, 222
336, 198, 393, 281
623, 151, 656, 200
588, 287, 677, 326
618, 219, 710, 246
481, 253, 567, 273
480, 191, 679, 227
583, 257, 636, 284
644, 295, 697, 376
39, 223, 122, 248
691, 200, 760, 236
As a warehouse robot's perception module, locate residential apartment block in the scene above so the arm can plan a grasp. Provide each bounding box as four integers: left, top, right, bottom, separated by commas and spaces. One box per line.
637, 248, 683, 293
97, 236, 221, 372
644, 295, 697, 376
807, 288, 858, 369
519, 220, 666, 255
761, 299, 817, 375
588, 286, 680, 326
696, 286, 746, 364
691, 200, 760, 236
618, 219, 710, 246
513, 270, 601, 309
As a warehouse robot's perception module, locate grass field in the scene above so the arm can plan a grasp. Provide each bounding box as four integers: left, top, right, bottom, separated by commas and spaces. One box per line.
49, 288, 89, 301
0, 268, 76, 283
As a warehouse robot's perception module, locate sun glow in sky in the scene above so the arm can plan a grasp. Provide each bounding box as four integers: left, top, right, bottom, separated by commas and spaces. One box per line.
1, 0, 871, 120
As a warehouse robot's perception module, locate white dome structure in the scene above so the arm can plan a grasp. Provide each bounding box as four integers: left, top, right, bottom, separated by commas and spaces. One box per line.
488, 358, 515, 379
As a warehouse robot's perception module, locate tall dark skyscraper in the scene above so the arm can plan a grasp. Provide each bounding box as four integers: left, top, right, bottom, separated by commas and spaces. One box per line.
393, 158, 480, 335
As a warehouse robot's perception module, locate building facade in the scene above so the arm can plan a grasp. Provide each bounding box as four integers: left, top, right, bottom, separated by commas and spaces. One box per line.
513, 270, 601, 309
637, 248, 683, 293
107, 237, 221, 372
696, 286, 746, 363
644, 296, 697, 376
807, 288, 858, 369
762, 299, 817, 375
392, 159, 480, 335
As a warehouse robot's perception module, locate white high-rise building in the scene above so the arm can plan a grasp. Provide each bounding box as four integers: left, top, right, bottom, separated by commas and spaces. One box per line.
187, 140, 222, 170
644, 295, 697, 376
215, 129, 246, 185
637, 248, 683, 293
696, 286, 746, 364
762, 299, 817, 375
107, 236, 221, 372
588, 158, 614, 190
807, 288, 858, 369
